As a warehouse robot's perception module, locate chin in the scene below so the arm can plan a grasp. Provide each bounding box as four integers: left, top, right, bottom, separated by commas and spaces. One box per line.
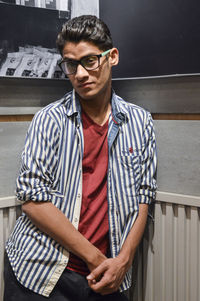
75, 83, 110, 101
77, 89, 97, 101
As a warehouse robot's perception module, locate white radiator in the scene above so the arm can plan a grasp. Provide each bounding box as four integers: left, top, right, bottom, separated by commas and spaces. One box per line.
0, 197, 21, 301
0, 192, 200, 301
130, 192, 200, 301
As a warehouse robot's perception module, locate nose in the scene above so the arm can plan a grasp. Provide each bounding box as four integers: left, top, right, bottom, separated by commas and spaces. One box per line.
75, 64, 89, 81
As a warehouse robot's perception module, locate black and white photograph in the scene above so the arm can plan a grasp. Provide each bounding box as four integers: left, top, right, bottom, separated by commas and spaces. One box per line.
0, 0, 99, 78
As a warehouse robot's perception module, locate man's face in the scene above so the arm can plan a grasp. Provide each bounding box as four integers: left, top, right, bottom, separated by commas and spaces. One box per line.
62, 41, 119, 101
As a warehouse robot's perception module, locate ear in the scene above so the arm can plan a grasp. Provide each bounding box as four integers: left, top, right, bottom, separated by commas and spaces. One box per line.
109, 48, 119, 66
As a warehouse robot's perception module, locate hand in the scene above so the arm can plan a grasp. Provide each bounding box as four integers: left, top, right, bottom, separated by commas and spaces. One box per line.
86, 257, 128, 295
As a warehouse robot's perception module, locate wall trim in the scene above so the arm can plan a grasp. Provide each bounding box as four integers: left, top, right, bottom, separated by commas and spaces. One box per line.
0, 196, 21, 209
156, 191, 200, 207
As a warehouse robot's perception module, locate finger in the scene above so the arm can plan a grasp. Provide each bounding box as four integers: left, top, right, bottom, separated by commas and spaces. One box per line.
88, 278, 96, 286
90, 280, 117, 295
88, 274, 112, 292
87, 262, 107, 282
100, 288, 117, 296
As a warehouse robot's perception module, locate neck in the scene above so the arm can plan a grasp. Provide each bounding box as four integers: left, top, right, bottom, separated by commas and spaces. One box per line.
79, 87, 112, 126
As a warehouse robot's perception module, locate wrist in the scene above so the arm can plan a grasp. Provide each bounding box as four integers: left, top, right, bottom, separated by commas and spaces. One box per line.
83, 247, 106, 270
117, 249, 135, 270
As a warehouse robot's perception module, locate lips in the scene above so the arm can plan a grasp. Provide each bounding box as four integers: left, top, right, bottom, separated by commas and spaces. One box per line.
78, 82, 93, 88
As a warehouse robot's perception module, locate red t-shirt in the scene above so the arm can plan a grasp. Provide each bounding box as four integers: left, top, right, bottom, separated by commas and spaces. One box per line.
67, 110, 109, 275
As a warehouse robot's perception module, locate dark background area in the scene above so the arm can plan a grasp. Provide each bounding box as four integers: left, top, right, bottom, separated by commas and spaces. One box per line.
100, 0, 200, 78
0, 2, 69, 52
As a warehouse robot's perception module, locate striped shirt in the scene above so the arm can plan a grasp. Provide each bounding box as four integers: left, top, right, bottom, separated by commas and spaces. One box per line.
6, 90, 157, 297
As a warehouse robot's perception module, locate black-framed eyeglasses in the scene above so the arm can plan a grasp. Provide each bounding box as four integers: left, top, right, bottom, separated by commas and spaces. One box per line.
58, 49, 111, 75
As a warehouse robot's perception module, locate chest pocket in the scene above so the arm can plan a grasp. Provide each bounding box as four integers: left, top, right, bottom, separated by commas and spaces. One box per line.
117, 153, 142, 197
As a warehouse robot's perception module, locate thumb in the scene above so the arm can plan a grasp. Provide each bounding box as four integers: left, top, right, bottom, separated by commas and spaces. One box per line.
87, 273, 95, 281
87, 272, 98, 285
87, 262, 106, 281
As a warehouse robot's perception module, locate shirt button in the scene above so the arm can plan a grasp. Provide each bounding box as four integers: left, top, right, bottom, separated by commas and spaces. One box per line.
74, 217, 78, 223
77, 193, 81, 198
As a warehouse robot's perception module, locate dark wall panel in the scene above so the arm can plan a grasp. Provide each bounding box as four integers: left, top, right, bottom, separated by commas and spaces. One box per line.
1, 76, 200, 114
100, 0, 200, 78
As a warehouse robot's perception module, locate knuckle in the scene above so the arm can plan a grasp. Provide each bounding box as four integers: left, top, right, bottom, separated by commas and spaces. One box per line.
105, 277, 112, 286
110, 283, 116, 290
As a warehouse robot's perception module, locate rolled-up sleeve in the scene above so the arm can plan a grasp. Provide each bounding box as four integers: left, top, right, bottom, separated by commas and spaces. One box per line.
16, 110, 59, 202
138, 113, 157, 204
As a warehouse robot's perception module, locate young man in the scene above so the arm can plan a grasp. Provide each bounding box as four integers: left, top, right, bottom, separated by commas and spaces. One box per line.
4, 15, 157, 301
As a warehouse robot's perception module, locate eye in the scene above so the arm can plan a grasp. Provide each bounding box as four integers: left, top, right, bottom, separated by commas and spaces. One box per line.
82, 56, 97, 66
65, 59, 77, 67
61, 59, 77, 74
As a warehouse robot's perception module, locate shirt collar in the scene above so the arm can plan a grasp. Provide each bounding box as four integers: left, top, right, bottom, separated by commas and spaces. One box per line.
63, 89, 127, 125
110, 90, 127, 125
64, 89, 81, 117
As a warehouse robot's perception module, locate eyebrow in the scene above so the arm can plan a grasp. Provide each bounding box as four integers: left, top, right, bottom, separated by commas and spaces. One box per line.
63, 53, 100, 61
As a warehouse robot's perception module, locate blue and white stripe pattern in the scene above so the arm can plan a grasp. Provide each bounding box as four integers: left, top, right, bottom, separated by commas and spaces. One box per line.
6, 90, 157, 297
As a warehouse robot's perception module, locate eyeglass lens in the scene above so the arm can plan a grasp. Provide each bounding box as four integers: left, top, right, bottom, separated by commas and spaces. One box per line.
61, 55, 99, 75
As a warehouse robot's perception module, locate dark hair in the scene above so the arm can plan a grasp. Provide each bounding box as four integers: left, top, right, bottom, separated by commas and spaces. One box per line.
56, 15, 113, 55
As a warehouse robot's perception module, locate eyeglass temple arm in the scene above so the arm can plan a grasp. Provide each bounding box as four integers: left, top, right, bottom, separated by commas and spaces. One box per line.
101, 49, 111, 57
